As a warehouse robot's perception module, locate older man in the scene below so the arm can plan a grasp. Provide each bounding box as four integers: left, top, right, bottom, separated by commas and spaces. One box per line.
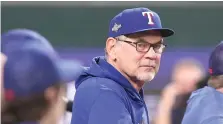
71, 7, 174, 124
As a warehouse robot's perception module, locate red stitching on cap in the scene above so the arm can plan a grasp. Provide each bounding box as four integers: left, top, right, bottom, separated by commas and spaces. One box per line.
5, 89, 15, 101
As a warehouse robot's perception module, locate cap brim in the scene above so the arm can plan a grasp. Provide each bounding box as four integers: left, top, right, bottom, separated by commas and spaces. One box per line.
128, 28, 174, 37
56, 60, 84, 83
154, 28, 174, 37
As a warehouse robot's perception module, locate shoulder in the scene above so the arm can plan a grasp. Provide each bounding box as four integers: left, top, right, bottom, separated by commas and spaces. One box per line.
201, 116, 223, 124
77, 77, 126, 96
73, 77, 129, 113
74, 77, 129, 107
184, 87, 223, 123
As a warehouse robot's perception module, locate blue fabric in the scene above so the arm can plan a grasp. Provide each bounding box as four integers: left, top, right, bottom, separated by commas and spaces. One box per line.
182, 86, 223, 124
201, 117, 223, 124
1, 29, 55, 56
3, 40, 83, 99
71, 56, 149, 124
108, 7, 174, 38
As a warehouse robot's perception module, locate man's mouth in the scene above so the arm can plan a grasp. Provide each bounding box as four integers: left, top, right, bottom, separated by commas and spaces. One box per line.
140, 65, 155, 69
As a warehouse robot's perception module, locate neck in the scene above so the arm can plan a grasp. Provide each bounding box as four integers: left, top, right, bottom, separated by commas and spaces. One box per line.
107, 58, 144, 92
216, 87, 223, 93
40, 106, 58, 124
40, 100, 65, 124
128, 77, 144, 92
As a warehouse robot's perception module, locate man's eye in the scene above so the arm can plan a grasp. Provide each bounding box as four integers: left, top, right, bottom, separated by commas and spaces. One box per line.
153, 44, 161, 49
137, 43, 148, 48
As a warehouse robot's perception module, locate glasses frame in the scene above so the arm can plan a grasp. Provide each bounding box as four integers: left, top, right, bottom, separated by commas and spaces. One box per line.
115, 37, 167, 53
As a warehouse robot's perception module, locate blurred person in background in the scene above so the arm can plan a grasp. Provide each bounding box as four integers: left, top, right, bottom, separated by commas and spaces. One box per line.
1, 29, 56, 111
1, 29, 82, 124
154, 58, 205, 124
1, 43, 81, 124
182, 41, 223, 124
71, 7, 174, 124
1, 29, 56, 108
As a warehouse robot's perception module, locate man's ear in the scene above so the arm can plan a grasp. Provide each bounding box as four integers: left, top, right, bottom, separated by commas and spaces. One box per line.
44, 87, 58, 104
105, 37, 118, 61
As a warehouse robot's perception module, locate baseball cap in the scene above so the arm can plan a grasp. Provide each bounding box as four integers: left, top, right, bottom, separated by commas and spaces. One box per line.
209, 41, 223, 76
1, 29, 55, 56
4, 44, 82, 101
108, 7, 174, 38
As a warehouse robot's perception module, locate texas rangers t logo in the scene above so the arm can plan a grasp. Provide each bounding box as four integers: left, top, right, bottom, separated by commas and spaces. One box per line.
142, 12, 155, 25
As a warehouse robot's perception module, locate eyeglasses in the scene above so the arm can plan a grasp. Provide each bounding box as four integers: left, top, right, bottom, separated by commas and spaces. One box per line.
116, 38, 166, 54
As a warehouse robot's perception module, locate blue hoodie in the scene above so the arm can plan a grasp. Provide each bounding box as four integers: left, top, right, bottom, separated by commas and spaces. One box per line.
181, 86, 223, 124
71, 56, 149, 124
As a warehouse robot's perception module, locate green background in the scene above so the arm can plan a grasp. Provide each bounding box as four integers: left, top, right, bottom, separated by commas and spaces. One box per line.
2, 5, 223, 48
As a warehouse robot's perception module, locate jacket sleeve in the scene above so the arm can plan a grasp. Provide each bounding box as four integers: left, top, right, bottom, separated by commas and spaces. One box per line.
88, 90, 133, 124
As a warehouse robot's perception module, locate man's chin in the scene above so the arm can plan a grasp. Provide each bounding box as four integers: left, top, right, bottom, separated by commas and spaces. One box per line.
136, 72, 155, 82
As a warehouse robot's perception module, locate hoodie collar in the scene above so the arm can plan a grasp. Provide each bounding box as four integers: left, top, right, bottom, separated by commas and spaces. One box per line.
76, 56, 145, 101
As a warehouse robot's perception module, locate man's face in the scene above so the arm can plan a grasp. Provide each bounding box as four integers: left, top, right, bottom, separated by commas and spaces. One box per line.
173, 65, 204, 93
115, 31, 163, 82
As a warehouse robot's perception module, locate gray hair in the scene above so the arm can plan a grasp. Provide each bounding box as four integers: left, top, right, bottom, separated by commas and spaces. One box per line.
208, 75, 223, 89
104, 35, 127, 59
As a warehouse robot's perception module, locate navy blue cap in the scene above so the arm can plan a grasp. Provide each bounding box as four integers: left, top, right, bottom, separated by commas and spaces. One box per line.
4, 44, 82, 101
108, 7, 174, 38
1, 29, 55, 56
209, 41, 223, 76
